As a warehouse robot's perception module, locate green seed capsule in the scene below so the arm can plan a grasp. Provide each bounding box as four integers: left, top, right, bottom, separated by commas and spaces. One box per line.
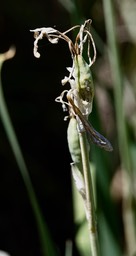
67, 117, 81, 164
74, 55, 94, 104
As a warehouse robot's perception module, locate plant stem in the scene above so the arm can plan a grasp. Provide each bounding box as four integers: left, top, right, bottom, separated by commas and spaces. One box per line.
102, 1, 136, 255
79, 131, 99, 256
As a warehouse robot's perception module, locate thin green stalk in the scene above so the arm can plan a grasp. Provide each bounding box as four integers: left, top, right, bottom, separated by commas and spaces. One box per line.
0, 50, 57, 256
102, 1, 136, 255
102, 0, 131, 171
79, 131, 99, 256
